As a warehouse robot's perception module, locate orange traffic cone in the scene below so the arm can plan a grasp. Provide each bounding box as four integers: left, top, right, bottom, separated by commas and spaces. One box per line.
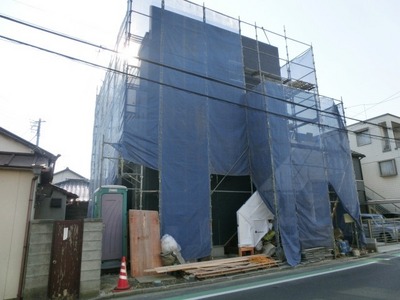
113, 256, 131, 292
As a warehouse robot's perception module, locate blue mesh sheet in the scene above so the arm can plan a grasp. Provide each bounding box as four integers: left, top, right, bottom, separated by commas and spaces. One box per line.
94, 4, 362, 263
281, 48, 316, 86
120, 6, 248, 260
90, 58, 126, 191
287, 89, 333, 253
320, 98, 362, 235
154, 7, 210, 259
245, 83, 359, 265
246, 83, 301, 266
207, 25, 248, 175
160, 87, 210, 260
120, 79, 160, 169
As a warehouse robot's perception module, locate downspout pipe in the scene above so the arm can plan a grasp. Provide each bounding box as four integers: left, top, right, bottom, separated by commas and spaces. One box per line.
17, 172, 39, 299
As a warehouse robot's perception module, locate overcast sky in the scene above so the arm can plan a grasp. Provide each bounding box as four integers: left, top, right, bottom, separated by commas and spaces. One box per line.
1, 0, 399, 179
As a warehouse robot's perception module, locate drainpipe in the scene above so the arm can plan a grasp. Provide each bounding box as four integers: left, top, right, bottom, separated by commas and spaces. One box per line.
17, 167, 41, 299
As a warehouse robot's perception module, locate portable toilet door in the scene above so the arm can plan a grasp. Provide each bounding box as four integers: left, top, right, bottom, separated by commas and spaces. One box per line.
94, 185, 128, 269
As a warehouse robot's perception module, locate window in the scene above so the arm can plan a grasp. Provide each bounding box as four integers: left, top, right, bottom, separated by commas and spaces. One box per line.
356, 129, 371, 146
379, 159, 397, 177
392, 121, 400, 149
50, 198, 62, 208
379, 122, 391, 152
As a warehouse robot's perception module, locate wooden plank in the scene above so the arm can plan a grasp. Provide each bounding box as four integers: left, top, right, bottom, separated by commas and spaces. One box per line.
190, 261, 249, 272
187, 263, 248, 275
129, 210, 162, 277
189, 262, 278, 279
182, 256, 278, 279
145, 255, 276, 274
145, 254, 268, 273
187, 261, 275, 274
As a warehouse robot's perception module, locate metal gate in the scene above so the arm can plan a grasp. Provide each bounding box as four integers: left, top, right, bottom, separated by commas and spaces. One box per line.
48, 220, 83, 299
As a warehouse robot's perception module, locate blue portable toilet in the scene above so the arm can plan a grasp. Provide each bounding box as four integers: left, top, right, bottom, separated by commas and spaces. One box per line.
94, 185, 128, 269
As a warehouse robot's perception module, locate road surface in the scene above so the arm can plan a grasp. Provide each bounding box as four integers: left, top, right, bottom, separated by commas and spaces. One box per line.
122, 251, 400, 300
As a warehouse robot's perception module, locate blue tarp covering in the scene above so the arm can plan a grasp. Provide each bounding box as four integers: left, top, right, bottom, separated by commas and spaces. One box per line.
93, 4, 362, 264
124, 7, 249, 259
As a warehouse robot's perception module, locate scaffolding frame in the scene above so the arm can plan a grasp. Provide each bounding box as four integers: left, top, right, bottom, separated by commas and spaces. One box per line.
91, 0, 330, 197
90, 0, 357, 264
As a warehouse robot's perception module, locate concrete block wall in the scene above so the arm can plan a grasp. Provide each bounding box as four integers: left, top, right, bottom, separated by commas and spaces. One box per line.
24, 220, 53, 299
23, 219, 102, 299
80, 219, 103, 299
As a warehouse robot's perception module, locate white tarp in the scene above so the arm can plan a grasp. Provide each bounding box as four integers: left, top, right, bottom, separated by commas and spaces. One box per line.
237, 191, 274, 247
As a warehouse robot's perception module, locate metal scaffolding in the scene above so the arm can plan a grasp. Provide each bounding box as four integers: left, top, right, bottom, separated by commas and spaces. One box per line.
90, 0, 361, 265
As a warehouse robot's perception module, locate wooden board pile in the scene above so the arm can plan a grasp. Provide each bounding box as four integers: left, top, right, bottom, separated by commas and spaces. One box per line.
145, 254, 278, 279
301, 247, 333, 262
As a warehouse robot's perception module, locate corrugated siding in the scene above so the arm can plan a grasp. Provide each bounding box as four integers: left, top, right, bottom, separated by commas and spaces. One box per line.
56, 180, 90, 201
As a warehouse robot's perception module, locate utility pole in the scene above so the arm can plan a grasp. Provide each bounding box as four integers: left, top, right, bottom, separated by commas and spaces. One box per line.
31, 118, 45, 146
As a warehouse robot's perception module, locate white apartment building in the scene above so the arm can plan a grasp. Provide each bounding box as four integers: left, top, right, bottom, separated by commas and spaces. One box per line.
347, 114, 400, 208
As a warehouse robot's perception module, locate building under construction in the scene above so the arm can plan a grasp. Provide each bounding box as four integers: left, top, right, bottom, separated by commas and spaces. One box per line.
90, 0, 362, 266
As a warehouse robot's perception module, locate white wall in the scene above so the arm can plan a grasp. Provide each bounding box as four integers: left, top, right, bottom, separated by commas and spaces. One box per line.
347, 115, 400, 200
0, 134, 33, 153
0, 169, 34, 300
53, 169, 85, 184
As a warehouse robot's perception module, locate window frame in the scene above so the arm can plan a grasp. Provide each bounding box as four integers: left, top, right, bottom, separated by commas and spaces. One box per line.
355, 128, 371, 147
50, 198, 63, 208
379, 122, 391, 152
391, 121, 400, 149
378, 159, 397, 177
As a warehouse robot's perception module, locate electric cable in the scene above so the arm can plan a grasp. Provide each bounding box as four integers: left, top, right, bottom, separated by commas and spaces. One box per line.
0, 12, 394, 132
0, 13, 118, 54
0, 32, 397, 147
0, 21, 398, 146
349, 91, 400, 119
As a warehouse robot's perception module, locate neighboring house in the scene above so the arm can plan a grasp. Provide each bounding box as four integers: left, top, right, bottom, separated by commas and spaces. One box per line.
53, 167, 90, 219
34, 183, 78, 220
352, 151, 367, 212
347, 114, 400, 212
53, 167, 90, 201
0, 127, 59, 300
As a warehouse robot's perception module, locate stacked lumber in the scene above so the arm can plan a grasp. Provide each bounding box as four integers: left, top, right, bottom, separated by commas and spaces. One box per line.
301, 247, 333, 262
145, 254, 278, 279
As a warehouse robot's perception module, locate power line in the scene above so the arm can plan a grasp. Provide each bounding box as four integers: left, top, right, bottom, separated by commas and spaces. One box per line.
1, 12, 334, 121
0, 27, 397, 146
0, 12, 392, 130
0, 32, 397, 146
0, 13, 118, 54
349, 91, 400, 119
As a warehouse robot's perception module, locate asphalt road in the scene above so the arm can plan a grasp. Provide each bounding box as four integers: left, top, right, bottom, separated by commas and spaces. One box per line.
122, 251, 400, 300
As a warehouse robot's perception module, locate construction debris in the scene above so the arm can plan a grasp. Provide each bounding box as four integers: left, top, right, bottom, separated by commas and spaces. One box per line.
145, 254, 278, 279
